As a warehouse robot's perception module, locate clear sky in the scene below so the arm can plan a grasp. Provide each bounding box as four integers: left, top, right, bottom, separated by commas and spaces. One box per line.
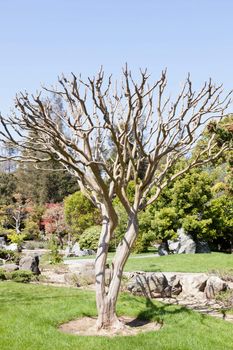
0, 0, 233, 115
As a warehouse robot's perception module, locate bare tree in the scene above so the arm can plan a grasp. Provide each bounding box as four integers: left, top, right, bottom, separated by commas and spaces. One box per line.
0, 67, 232, 329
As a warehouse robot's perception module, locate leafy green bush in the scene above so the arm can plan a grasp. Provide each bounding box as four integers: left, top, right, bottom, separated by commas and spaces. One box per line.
7, 231, 26, 248
0, 249, 20, 263
49, 238, 63, 264
79, 225, 101, 251
22, 219, 41, 240
0, 269, 6, 280
10, 270, 34, 283
64, 191, 101, 236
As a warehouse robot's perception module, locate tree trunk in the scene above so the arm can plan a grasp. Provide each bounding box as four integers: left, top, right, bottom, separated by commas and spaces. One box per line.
95, 212, 138, 329
95, 202, 117, 329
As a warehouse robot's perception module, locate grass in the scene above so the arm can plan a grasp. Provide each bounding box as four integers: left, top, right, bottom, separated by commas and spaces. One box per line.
64, 252, 233, 274
124, 252, 233, 273
1, 281, 233, 350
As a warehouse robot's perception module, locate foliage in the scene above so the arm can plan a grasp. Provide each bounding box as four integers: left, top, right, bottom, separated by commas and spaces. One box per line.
7, 231, 26, 246
64, 191, 100, 236
10, 270, 34, 283
22, 219, 41, 239
22, 205, 44, 239
151, 207, 178, 240
43, 204, 66, 235
0, 172, 16, 205
79, 225, 102, 251
0, 269, 6, 280
49, 237, 63, 264
0, 249, 20, 263
145, 167, 217, 242
208, 194, 233, 243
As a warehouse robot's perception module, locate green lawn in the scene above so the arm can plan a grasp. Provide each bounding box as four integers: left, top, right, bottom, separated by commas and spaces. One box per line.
124, 252, 233, 273
1, 282, 233, 350
64, 252, 233, 273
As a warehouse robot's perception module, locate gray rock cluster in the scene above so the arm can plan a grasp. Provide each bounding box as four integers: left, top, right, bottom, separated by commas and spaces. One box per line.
0, 237, 18, 252
158, 228, 210, 255
1, 254, 41, 275
19, 255, 41, 275
126, 272, 228, 300
64, 242, 95, 258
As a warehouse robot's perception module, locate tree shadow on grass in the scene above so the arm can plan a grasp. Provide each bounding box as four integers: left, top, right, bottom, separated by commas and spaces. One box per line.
125, 297, 203, 327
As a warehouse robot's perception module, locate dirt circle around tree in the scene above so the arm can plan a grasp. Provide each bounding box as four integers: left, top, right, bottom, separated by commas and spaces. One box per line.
59, 316, 162, 337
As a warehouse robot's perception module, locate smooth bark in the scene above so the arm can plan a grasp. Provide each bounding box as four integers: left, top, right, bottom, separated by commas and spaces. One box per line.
95, 212, 138, 329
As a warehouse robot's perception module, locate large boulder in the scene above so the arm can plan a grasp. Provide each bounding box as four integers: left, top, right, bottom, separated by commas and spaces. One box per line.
170, 276, 182, 296
160, 229, 198, 256
177, 228, 196, 254
168, 240, 180, 253
71, 242, 82, 256
158, 242, 169, 256
69, 243, 95, 257
19, 255, 40, 275
179, 273, 208, 298
127, 272, 172, 298
205, 276, 228, 299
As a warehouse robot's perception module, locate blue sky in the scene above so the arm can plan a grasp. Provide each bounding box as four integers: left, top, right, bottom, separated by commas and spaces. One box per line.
0, 0, 233, 114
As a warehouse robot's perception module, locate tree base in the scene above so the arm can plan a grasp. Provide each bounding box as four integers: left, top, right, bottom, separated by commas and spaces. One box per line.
59, 316, 162, 337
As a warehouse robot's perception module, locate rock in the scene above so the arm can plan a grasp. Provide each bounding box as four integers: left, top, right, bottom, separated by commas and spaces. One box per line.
179, 273, 208, 298
0, 237, 6, 249
84, 249, 95, 256
168, 240, 180, 253
196, 241, 211, 254
7, 243, 18, 252
158, 242, 169, 256
71, 242, 81, 256
149, 273, 172, 298
170, 276, 182, 296
19, 255, 40, 275
2, 263, 18, 272
205, 276, 228, 299
177, 228, 196, 254
127, 272, 171, 298
64, 246, 72, 258
70, 243, 95, 257
160, 229, 197, 255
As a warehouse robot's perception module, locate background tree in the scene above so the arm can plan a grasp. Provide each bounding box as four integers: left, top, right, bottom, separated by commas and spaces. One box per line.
42, 204, 66, 247
64, 191, 101, 237
0, 68, 232, 329
0, 172, 16, 205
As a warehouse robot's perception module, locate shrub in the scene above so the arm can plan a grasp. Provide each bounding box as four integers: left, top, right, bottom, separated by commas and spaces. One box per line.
79, 225, 101, 251
7, 231, 26, 248
49, 238, 63, 264
216, 289, 233, 309
0, 269, 6, 280
10, 270, 34, 283
0, 249, 20, 263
